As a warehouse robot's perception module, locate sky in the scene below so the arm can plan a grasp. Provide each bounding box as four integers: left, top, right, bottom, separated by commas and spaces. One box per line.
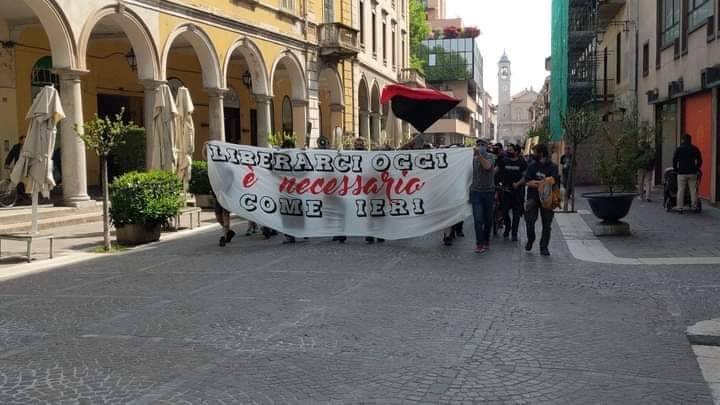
445, 0, 551, 103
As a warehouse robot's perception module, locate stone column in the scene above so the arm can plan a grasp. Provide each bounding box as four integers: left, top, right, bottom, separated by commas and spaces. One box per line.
370, 112, 381, 148
142, 80, 164, 169
359, 109, 370, 144
292, 99, 308, 148
206, 88, 227, 142
57, 70, 91, 206
255, 94, 273, 147
330, 103, 345, 147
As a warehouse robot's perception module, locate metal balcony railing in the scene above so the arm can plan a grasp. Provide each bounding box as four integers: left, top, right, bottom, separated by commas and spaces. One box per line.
318, 23, 360, 61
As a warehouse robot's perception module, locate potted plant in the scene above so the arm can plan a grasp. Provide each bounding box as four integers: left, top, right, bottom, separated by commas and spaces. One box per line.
443, 26, 459, 39
188, 161, 214, 208
76, 109, 139, 252
582, 113, 645, 224
110, 171, 183, 245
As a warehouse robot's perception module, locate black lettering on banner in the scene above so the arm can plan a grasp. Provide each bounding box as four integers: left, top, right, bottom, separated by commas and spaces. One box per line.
393, 154, 413, 171
208, 144, 227, 162
435, 152, 449, 169
306, 200, 323, 217
370, 199, 386, 217
273, 153, 292, 171
371, 154, 391, 172
260, 196, 277, 213
351, 155, 363, 173
237, 149, 257, 166
389, 199, 410, 216
334, 155, 352, 173
226, 148, 240, 165
355, 200, 368, 217
314, 154, 334, 172
240, 194, 257, 211
294, 153, 315, 171
257, 151, 273, 169
415, 153, 435, 170
412, 198, 425, 215
279, 198, 303, 216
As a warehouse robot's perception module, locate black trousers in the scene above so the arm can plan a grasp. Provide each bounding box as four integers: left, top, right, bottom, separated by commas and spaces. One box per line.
501, 190, 523, 237
525, 199, 554, 250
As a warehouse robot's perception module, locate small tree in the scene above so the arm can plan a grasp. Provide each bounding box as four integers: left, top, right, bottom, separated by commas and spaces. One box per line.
76, 109, 138, 251
561, 108, 602, 212
409, 0, 430, 71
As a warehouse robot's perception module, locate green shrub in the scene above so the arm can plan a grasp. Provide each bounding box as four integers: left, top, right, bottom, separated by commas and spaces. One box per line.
111, 127, 146, 178
188, 161, 211, 195
110, 171, 183, 227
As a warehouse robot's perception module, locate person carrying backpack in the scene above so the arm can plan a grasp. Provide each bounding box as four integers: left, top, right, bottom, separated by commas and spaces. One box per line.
521, 143, 560, 256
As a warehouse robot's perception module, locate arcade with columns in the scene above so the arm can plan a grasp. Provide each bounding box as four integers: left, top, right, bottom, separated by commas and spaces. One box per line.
0, 0, 408, 206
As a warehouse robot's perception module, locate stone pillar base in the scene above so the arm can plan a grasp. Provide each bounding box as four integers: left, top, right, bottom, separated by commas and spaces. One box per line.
590, 220, 631, 236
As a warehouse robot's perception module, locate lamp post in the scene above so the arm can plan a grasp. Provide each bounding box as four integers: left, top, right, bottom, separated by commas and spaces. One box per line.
125, 48, 137, 72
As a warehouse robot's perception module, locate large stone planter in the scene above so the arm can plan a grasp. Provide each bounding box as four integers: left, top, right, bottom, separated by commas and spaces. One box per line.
116, 223, 161, 245
582, 192, 638, 223
194, 194, 216, 209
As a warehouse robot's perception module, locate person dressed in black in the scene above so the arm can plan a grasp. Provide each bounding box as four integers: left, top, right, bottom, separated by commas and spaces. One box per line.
214, 192, 236, 247
522, 143, 559, 256
673, 134, 703, 210
496, 144, 527, 242
560, 145, 573, 199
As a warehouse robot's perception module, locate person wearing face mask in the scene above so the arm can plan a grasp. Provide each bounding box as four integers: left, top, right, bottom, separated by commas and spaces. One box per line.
521, 143, 559, 256
496, 144, 527, 242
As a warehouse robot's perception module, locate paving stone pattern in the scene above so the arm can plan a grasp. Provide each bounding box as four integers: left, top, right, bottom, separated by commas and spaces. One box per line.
0, 218, 716, 404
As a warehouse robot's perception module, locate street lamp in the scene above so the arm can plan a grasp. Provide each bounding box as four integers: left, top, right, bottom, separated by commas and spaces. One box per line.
242, 70, 253, 89
125, 48, 137, 72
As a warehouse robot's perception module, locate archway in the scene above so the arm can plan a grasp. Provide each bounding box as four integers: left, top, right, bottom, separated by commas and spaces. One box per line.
79, 7, 161, 184
358, 76, 370, 143
162, 24, 223, 148
0, 1, 82, 203
270, 50, 308, 147
370, 81, 381, 147
224, 37, 270, 146
318, 67, 344, 147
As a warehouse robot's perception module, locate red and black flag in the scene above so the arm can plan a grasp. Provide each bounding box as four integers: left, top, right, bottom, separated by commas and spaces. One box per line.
381, 84, 461, 133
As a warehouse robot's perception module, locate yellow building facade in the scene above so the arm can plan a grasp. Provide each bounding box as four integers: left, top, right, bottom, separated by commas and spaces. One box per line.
0, 0, 406, 205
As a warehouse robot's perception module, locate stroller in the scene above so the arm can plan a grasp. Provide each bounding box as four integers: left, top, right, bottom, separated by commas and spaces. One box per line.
663, 168, 702, 213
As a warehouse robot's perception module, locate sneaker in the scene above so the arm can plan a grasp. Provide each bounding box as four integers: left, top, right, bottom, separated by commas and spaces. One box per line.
540, 248, 551, 257
443, 236, 453, 246
219, 236, 227, 247
245, 229, 252, 236
456, 231, 465, 237
226, 230, 236, 243
525, 241, 534, 252
283, 236, 296, 244
475, 244, 488, 254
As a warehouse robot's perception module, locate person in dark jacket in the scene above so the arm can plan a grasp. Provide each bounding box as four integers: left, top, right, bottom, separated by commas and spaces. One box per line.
522, 143, 559, 257
673, 134, 703, 210
497, 144, 527, 241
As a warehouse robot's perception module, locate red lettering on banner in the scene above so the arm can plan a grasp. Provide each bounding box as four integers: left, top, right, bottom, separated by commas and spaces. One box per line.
243, 166, 258, 188
276, 172, 426, 198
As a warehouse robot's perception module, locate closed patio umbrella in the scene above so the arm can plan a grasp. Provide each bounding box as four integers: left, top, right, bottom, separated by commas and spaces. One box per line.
175, 86, 195, 193
151, 84, 178, 171
10, 85, 64, 233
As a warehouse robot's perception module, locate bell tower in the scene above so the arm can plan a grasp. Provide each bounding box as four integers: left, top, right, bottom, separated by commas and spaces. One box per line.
498, 51, 511, 141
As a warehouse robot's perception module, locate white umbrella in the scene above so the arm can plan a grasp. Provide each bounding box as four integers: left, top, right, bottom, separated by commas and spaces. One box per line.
151, 84, 178, 171
10, 85, 64, 234
175, 86, 195, 193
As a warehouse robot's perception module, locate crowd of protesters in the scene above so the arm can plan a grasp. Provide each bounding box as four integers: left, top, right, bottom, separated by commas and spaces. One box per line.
213, 137, 560, 257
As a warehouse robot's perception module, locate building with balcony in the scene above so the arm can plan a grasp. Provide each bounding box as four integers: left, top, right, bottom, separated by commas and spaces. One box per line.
551, 0, 720, 199
0, 0, 366, 204
354, 0, 410, 148
415, 4, 484, 146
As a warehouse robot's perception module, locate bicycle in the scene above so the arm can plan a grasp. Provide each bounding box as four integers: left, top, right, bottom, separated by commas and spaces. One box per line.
0, 178, 18, 208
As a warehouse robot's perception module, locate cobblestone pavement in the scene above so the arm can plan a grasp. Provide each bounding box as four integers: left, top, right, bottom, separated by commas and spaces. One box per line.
0, 213, 717, 404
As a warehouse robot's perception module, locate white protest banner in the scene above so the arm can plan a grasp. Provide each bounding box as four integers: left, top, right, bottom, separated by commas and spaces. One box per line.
207, 141, 472, 240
